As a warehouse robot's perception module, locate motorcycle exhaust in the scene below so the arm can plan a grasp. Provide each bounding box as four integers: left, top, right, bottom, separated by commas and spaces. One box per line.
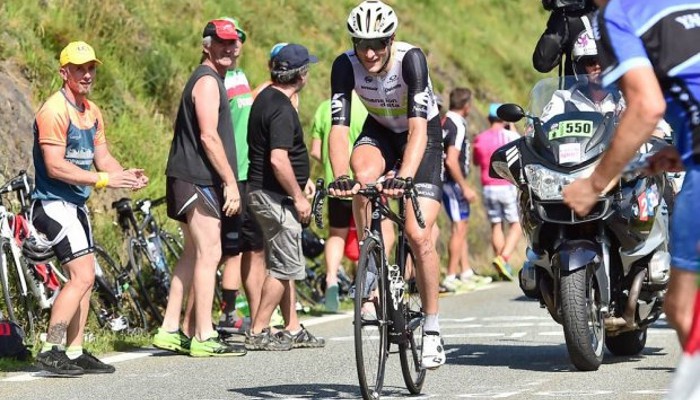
604, 269, 647, 330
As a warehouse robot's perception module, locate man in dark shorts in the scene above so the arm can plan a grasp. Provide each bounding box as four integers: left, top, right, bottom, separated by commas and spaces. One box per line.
153, 18, 244, 357
244, 43, 325, 351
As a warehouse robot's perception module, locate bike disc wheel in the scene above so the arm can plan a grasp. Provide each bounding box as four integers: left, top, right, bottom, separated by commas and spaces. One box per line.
354, 236, 388, 400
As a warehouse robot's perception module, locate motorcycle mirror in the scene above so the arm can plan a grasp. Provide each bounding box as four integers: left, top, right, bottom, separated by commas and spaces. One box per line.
497, 103, 526, 122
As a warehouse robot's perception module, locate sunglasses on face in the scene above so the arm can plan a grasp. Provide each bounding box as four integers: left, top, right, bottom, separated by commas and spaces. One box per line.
580, 56, 600, 67
352, 37, 391, 52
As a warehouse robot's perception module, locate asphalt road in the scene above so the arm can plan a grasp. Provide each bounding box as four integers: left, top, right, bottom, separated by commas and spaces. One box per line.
0, 282, 681, 399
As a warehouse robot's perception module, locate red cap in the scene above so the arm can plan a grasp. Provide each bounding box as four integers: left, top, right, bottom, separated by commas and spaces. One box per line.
202, 19, 239, 40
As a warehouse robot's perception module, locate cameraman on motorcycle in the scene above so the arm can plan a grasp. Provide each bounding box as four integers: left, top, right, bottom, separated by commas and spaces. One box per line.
533, 0, 597, 76
540, 22, 624, 123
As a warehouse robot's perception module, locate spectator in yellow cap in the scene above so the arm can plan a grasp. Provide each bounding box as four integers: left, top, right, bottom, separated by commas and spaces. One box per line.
33, 41, 148, 375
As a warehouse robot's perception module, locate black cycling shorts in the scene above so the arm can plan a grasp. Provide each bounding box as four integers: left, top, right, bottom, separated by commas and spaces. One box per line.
353, 116, 443, 201
328, 197, 353, 229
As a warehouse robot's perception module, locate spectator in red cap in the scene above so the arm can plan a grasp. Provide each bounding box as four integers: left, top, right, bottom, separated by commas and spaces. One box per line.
153, 19, 245, 357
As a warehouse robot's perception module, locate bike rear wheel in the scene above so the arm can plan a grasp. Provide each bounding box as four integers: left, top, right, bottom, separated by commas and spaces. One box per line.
399, 250, 426, 394
354, 236, 388, 400
92, 245, 148, 333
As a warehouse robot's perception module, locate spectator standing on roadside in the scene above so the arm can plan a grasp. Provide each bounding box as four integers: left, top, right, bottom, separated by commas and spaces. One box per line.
440, 88, 490, 292
33, 41, 148, 375
473, 103, 521, 282
244, 44, 325, 351
216, 17, 256, 335
153, 19, 244, 357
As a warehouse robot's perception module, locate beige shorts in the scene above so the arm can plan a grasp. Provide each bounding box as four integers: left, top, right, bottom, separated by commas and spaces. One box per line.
247, 189, 305, 281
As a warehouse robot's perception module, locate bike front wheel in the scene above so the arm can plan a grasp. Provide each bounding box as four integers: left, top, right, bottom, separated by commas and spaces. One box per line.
354, 236, 388, 400
0, 239, 38, 344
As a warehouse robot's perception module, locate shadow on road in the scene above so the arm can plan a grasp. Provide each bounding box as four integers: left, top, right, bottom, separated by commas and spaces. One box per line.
229, 383, 411, 399
446, 342, 669, 372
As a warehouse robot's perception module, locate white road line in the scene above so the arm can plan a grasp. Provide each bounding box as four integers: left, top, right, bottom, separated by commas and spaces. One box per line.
508, 332, 527, 338
1, 349, 166, 382
301, 312, 352, 327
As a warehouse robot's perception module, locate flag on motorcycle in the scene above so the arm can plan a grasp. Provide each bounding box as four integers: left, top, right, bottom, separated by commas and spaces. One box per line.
666, 290, 700, 400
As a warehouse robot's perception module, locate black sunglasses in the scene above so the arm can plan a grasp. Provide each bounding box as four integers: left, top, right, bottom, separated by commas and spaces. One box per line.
352, 37, 391, 52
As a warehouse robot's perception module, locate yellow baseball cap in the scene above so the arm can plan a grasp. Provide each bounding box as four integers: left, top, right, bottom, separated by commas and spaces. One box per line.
59, 41, 102, 67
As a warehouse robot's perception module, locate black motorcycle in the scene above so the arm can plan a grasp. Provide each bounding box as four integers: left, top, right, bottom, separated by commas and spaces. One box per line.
489, 76, 671, 371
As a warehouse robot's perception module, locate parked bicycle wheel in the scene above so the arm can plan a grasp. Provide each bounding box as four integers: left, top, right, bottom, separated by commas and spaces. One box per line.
0, 239, 38, 344
92, 245, 148, 333
127, 238, 166, 324
159, 230, 182, 269
354, 236, 388, 400
399, 249, 426, 394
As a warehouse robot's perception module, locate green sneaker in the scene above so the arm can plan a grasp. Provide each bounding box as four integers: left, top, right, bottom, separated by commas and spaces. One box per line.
189, 331, 247, 357
152, 328, 191, 354
492, 256, 515, 281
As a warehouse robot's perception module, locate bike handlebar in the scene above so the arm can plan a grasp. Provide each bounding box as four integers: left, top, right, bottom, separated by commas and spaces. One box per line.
311, 177, 426, 229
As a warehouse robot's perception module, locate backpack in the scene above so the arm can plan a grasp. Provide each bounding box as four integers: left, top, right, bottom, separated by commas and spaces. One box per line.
0, 320, 31, 361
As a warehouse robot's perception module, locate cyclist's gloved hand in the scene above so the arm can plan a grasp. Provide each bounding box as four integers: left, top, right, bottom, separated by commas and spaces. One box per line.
381, 176, 408, 197
328, 175, 359, 197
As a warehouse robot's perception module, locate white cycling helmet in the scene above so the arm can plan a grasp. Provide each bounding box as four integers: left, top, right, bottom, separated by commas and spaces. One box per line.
347, 0, 398, 39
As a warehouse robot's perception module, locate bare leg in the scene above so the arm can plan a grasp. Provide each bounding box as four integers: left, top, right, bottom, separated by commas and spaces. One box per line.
241, 249, 265, 321
47, 254, 95, 348
324, 227, 349, 286
163, 223, 195, 335
500, 222, 522, 259
281, 280, 301, 332
250, 276, 286, 334
447, 219, 467, 277
186, 205, 223, 341
491, 222, 505, 256
406, 198, 442, 315
664, 267, 698, 346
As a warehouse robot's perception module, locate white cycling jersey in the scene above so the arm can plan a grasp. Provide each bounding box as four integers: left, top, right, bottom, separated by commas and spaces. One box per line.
330, 41, 439, 133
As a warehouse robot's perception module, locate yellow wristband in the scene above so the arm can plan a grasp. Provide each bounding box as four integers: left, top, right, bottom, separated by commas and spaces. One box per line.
95, 172, 109, 189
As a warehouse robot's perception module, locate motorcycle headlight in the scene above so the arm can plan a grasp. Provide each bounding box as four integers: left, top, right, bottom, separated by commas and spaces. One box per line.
524, 164, 597, 200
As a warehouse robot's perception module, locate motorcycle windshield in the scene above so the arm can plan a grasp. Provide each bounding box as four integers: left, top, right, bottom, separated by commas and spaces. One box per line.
526, 75, 622, 167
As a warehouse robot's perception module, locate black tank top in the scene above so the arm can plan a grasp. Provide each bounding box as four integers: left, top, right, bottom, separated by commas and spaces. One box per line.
166, 65, 237, 186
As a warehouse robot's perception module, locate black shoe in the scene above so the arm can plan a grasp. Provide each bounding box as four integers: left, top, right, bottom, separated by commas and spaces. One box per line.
35, 346, 84, 376
280, 325, 326, 348
69, 350, 116, 374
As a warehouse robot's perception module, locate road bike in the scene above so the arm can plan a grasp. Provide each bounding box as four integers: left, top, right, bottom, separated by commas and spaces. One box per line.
312, 178, 427, 400
112, 197, 182, 323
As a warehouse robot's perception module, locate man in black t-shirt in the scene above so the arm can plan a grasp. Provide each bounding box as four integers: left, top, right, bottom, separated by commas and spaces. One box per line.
245, 44, 325, 351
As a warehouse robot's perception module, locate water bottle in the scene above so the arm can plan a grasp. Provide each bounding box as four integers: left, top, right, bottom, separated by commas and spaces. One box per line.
146, 234, 166, 270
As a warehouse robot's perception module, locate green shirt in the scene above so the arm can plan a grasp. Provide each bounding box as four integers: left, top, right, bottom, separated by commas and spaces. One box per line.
224, 68, 254, 181
311, 92, 368, 185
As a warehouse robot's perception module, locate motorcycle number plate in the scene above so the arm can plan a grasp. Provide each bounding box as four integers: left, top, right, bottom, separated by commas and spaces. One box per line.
549, 120, 594, 140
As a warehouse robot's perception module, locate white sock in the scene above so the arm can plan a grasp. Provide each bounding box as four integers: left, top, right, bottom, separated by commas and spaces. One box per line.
65, 346, 83, 360
424, 314, 440, 333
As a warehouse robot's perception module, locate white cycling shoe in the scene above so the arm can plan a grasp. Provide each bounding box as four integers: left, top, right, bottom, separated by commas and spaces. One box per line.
420, 331, 446, 370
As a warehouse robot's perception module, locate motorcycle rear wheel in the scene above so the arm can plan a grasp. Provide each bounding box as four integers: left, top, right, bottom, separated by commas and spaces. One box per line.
605, 328, 647, 356
560, 267, 605, 371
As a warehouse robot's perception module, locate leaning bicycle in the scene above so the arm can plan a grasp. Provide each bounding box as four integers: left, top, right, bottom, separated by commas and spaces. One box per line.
313, 178, 427, 400
112, 197, 183, 323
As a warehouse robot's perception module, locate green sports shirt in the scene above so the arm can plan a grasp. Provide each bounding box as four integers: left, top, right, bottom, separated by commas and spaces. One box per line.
224, 68, 254, 181
311, 91, 368, 185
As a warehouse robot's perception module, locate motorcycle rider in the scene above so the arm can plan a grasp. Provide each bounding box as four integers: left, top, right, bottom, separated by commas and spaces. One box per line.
540, 20, 624, 122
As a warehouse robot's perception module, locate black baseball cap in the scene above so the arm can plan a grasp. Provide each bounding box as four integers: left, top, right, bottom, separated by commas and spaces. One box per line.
271, 43, 318, 72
